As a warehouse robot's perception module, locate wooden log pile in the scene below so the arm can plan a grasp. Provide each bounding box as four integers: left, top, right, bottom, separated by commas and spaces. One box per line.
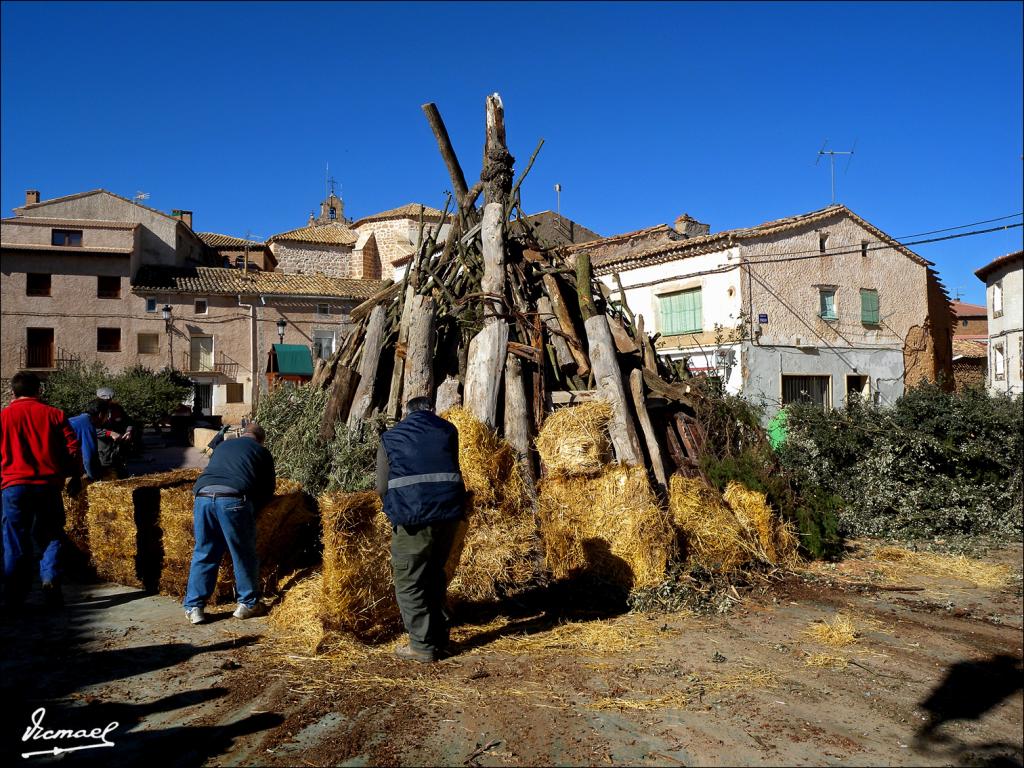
316, 93, 709, 493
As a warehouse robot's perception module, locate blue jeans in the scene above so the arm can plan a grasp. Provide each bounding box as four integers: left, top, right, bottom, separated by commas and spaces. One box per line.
184, 496, 259, 609
2, 484, 64, 604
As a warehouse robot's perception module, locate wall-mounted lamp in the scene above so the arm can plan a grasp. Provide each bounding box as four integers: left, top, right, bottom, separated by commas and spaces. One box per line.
276, 318, 287, 343
162, 305, 175, 370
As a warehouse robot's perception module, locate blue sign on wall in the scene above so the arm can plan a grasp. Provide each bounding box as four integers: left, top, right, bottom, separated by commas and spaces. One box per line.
758, 313, 768, 324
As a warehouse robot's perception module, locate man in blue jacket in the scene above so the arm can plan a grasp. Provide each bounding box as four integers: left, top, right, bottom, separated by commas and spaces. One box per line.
183, 422, 275, 625
67, 399, 110, 486
377, 397, 465, 662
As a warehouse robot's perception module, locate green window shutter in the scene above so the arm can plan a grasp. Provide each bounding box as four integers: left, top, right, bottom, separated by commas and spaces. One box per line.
861, 289, 879, 324
819, 289, 836, 319
659, 288, 702, 334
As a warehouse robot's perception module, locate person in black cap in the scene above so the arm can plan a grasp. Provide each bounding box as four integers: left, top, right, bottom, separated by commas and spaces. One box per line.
376, 397, 465, 662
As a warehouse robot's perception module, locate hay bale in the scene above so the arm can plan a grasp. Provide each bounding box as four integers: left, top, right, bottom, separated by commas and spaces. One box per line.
270, 570, 330, 655
442, 407, 540, 602
319, 490, 401, 642
668, 476, 800, 571
722, 481, 799, 567
535, 401, 613, 477
63, 480, 90, 553
668, 475, 749, 572
87, 469, 201, 590
538, 465, 675, 589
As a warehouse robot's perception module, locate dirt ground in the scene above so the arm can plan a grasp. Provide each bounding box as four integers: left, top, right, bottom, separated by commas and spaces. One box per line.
3, 541, 1021, 767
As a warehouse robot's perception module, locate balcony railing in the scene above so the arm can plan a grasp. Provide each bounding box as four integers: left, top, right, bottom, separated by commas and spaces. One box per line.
18, 345, 80, 370
179, 352, 240, 379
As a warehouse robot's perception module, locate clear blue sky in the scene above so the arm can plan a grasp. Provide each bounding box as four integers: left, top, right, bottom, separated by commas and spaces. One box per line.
2, 1, 1021, 304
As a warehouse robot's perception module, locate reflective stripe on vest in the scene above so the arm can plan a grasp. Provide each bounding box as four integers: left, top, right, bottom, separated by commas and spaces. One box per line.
387, 472, 463, 490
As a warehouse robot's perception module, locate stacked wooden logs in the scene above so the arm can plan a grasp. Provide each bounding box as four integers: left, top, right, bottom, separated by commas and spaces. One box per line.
314, 93, 708, 495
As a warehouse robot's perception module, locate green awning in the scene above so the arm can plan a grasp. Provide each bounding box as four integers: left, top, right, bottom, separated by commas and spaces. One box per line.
270, 344, 314, 376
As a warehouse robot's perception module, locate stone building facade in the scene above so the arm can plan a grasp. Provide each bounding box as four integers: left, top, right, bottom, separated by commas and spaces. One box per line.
577, 205, 953, 416
976, 250, 1023, 396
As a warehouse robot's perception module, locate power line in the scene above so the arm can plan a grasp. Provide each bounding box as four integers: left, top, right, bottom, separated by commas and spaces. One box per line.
613, 221, 1024, 293
894, 212, 1023, 240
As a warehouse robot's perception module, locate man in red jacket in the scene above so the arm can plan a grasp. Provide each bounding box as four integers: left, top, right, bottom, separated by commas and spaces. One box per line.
1, 372, 79, 608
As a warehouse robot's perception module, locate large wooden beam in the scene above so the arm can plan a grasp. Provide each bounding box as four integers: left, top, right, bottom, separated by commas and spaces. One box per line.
318, 365, 360, 444
541, 274, 590, 376
538, 295, 575, 372
480, 202, 505, 324
421, 102, 469, 204
402, 295, 436, 405
504, 353, 535, 488
464, 321, 508, 429
435, 375, 462, 414
629, 368, 668, 489
386, 284, 416, 418
584, 314, 644, 465
347, 305, 386, 428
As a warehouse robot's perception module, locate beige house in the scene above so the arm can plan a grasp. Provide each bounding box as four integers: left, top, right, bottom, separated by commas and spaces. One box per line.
130, 266, 384, 420
976, 250, 1023, 396
574, 204, 953, 414
1, 188, 213, 384
199, 232, 276, 272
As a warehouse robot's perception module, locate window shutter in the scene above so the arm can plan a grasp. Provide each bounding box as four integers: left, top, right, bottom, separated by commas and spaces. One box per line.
659, 288, 702, 334
861, 289, 879, 324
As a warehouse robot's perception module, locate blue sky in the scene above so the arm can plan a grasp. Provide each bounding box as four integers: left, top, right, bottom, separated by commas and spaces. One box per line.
2, 1, 1021, 304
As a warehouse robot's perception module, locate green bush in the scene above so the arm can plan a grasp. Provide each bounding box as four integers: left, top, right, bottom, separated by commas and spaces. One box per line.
778, 383, 1024, 541
43, 362, 192, 425
255, 383, 384, 496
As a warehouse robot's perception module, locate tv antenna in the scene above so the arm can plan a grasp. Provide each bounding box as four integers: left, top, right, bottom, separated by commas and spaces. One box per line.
816, 139, 857, 203
554, 183, 562, 215
133, 191, 150, 205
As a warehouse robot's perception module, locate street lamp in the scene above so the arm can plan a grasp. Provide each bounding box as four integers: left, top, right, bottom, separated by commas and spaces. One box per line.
162, 305, 175, 370
276, 318, 287, 344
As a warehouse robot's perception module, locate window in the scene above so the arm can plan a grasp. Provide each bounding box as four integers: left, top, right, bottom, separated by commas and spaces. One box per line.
312, 329, 336, 360
994, 344, 1005, 380
97, 327, 121, 353
819, 288, 837, 320
25, 328, 54, 368
961, 318, 969, 327
51, 229, 82, 247
137, 333, 159, 355
26, 273, 51, 297
658, 288, 702, 335
225, 383, 245, 403
145, 298, 158, 313
97, 275, 121, 299
860, 289, 880, 325
819, 233, 828, 253
993, 281, 1003, 317
846, 375, 869, 401
316, 303, 331, 318
194, 298, 208, 315
190, 335, 214, 372
329, 206, 337, 221
861, 241, 868, 258
782, 375, 831, 408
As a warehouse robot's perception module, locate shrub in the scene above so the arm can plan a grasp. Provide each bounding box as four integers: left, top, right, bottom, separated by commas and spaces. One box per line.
778, 384, 1023, 541
43, 362, 192, 425
255, 383, 383, 497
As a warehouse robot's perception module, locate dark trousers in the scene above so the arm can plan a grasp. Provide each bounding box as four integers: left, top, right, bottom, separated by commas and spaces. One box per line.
2, 484, 64, 604
390, 517, 461, 654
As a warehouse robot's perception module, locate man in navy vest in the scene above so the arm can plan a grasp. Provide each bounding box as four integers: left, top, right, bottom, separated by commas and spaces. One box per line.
377, 396, 465, 662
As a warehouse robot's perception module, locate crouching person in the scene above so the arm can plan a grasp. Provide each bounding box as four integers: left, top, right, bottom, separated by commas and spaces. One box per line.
184, 422, 275, 624
377, 397, 466, 662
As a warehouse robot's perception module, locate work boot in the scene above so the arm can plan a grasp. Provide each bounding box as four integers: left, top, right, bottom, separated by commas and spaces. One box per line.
185, 607, 206, 625
393, 643, 436, 663
41, 582, 63, 609
232, 602, 267, 620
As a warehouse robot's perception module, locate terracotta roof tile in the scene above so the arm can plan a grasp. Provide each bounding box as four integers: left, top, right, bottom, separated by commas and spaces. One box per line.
353, 203, 449, 227
131, 265, 385, 299
198, 232, 265, 249
267, 222, 358, 246
953, 338, 988, 358
1, 216, 139, 230
950, 300, 987, 317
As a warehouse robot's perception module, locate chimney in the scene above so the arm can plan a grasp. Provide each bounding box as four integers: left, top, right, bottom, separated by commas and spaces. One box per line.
673, 213, 710, 238
171, 209, 193, 229
25, 190, 40, 206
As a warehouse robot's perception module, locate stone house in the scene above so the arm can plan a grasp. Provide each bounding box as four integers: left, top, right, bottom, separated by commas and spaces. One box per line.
950, 300, 989, 337
975, 250, 1023, 396
951, 337, 988, 392
198, 232, 276, 272
573, 204, 953, 416
1, 188, 213, 384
